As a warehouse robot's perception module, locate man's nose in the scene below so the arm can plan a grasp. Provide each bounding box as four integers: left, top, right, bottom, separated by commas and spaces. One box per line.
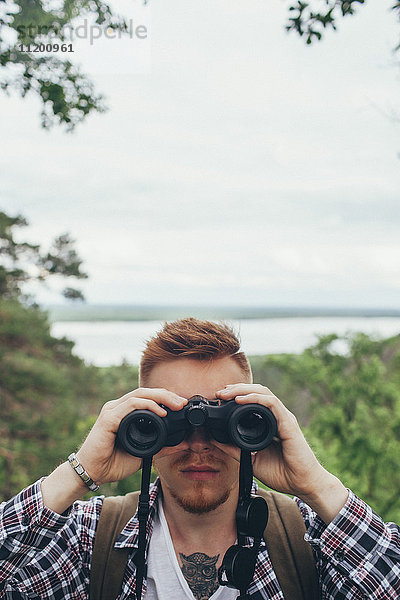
185, 426, 212, 452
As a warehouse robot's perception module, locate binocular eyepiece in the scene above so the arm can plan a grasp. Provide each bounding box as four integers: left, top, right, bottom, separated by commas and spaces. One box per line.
117, 395, 277, 457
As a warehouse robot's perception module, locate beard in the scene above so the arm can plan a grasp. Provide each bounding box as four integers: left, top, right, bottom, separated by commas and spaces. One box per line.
155, 451, 237, 515
169, 482, 230, 514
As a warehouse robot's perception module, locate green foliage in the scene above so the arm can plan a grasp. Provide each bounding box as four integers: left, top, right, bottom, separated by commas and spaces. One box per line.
250, 333, 400, 522
0, 297, 144, 500
0, 210, 140, 499
285, 1, 400, 48
0, 209, 87, 301
96, 361, 139, 400
0, 298, 97, 498
0, 0, 130, 129
285, 1, 366, 44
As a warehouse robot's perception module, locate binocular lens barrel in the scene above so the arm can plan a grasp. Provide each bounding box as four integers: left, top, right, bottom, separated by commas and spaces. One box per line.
118, 410, 168, 457
228, 404, 276, 451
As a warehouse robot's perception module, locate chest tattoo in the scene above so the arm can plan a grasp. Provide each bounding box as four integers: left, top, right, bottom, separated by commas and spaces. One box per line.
179, 551, 220, 600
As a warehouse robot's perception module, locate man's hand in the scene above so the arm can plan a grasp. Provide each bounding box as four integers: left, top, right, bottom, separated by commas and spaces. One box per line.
41, 388, 187, 513
216, 383, 348, 524
76, 388, 188, 485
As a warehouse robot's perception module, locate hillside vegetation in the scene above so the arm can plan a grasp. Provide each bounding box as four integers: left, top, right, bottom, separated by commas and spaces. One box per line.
0, 299, 141, 499
251, 332, 400, 521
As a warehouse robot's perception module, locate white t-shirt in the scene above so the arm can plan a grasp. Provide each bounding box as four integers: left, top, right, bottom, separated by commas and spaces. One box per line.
146, 499, 238, 600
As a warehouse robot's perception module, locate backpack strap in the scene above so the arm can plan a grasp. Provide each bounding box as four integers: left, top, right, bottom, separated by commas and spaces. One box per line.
90, 491, 140, 600
90, 489, 318, 600
256, 488, 319, 600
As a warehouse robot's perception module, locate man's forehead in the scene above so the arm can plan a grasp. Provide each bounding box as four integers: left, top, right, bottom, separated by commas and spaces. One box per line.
143, 357, 247, 397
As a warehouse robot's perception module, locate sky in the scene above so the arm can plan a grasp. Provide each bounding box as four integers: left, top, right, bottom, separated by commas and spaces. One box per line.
1, 0, 400, 308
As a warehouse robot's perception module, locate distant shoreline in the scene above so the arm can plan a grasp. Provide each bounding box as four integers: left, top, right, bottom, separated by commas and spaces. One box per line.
47, 304, 400, 323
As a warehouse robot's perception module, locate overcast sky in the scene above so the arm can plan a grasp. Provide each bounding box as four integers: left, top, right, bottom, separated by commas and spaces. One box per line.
1, 0, 400, 308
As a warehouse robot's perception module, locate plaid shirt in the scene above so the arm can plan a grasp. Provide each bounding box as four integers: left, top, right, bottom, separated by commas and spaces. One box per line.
0, 478, 399, 599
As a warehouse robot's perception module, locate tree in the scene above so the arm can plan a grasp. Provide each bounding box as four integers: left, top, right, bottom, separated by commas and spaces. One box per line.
0, 0, 131, 130
0, 209, 88, 301
285, 1, 400, 46
0, 210, 144, 500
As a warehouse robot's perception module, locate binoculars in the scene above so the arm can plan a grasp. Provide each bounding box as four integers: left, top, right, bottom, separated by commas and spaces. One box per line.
117, 395, 277, 457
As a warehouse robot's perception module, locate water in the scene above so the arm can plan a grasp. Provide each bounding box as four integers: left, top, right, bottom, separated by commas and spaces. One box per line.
50, 317, 400, 366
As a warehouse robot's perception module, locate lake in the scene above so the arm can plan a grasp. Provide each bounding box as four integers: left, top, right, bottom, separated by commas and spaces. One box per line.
50, 317, 400, 366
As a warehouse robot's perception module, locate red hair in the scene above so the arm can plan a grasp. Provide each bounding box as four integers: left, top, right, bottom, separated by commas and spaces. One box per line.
139, 317, 251, 385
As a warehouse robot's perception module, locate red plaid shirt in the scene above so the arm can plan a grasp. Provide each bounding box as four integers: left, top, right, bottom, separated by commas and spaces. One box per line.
0, 478, 399, 599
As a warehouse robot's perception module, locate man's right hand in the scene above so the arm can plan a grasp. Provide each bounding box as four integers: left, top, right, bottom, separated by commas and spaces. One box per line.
41, 388, 187, 514
76, 388, 188, 485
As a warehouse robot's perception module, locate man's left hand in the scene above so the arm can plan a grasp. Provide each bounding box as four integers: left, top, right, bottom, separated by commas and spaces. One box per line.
215, 383, 348, 524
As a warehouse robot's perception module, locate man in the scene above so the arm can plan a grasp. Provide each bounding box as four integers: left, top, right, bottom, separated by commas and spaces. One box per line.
0, 317, 399, 599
